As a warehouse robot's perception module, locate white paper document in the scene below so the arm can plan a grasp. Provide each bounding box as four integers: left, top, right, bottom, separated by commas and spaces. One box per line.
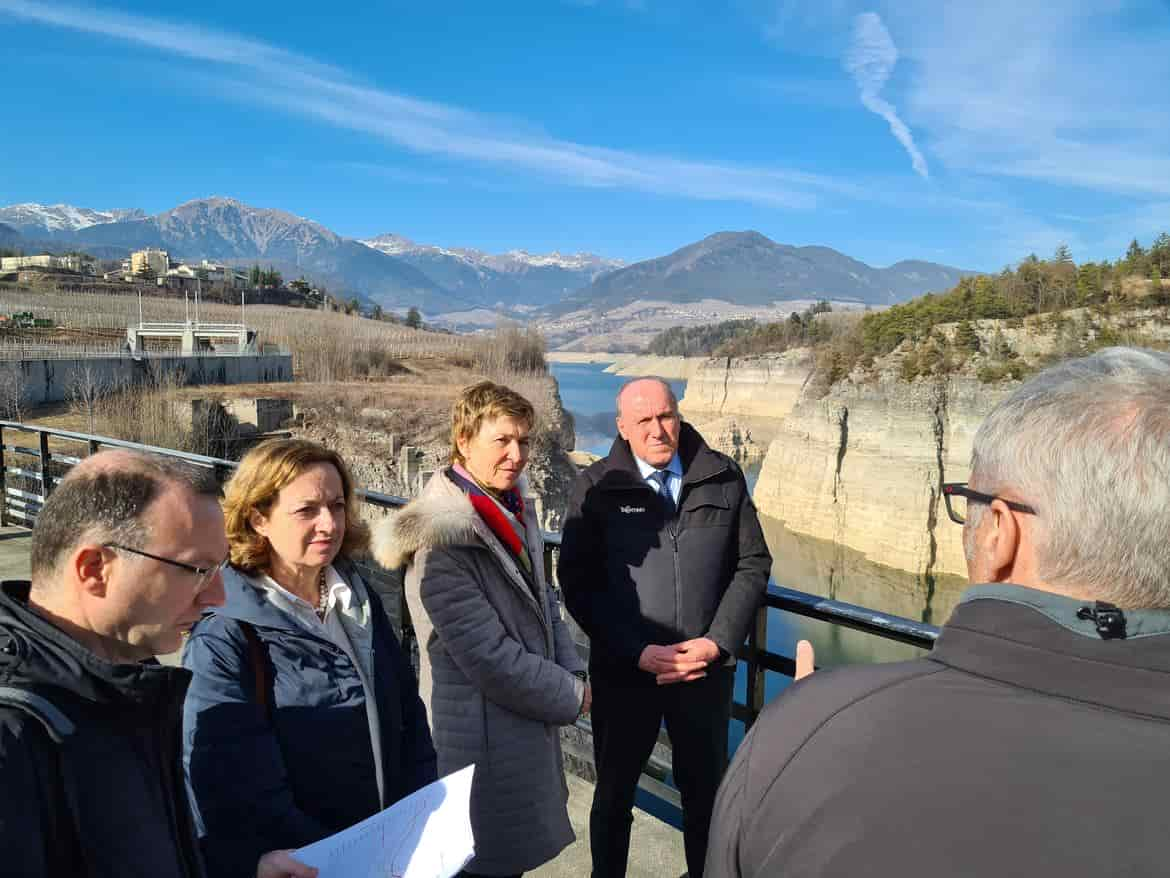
293, 765, 476, 878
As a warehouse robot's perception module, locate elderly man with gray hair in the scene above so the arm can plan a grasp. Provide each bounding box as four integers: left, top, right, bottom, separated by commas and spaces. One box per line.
705, 347, 1170, 878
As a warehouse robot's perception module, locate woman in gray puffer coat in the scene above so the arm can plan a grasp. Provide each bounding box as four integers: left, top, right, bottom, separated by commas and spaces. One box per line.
375, 381, 588, 877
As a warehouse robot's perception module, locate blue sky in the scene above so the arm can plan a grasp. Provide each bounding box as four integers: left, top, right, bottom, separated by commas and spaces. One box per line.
2, 0, 1168, 270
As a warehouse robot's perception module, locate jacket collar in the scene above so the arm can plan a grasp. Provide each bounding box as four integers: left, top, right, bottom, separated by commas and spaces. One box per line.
0, 580, 190, 710
205, 558, 363, 630
930, 583, 1170, 721
600, 422, 726, 490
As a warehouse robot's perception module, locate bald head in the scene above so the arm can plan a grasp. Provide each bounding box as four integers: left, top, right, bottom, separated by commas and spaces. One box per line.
615, 377, 678, 419
616, 377, 682, 468
30, 449, 221, 588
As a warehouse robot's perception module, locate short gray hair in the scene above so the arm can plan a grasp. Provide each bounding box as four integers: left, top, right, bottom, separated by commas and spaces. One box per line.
615, 377, 678, 418
30, 450, 221, 586
970, 347, 1170, 608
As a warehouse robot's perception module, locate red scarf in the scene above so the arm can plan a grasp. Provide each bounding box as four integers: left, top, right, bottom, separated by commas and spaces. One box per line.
446, 467, 529, 564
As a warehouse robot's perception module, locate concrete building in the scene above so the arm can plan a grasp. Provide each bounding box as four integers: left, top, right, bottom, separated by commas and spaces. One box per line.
130, 248, 169, 278
0, 254, 88, 273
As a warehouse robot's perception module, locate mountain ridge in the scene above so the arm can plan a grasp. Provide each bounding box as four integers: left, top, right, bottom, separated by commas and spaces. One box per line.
552, 230, 976, 313
1, 199, 974, 316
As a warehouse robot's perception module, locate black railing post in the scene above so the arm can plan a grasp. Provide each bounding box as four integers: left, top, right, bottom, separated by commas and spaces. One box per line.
744, 604, 768, 731
38, 430, 52, 506
88, 438, 101, 457
0, 424, 6, 527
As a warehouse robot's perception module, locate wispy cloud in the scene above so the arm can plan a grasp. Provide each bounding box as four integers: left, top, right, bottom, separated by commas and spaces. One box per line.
886, 0, 1170, 199
0, 0, 828, 209
843, 12, 928, 178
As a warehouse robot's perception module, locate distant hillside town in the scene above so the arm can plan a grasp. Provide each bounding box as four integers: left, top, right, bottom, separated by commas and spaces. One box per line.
0, 244, 333, 310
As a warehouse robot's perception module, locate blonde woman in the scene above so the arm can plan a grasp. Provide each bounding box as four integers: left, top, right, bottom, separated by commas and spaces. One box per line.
376, 381, 588, 878
183, 439, 436, 878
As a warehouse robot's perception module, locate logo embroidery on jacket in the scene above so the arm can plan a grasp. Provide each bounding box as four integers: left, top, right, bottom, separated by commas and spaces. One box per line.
619, 505, 646, 514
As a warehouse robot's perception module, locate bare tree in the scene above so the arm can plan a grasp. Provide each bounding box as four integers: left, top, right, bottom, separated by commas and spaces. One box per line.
0, 364, 26, 422
67, 362, 110, 434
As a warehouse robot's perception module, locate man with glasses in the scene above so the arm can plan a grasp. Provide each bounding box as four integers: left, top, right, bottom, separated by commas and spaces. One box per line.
0, 449, 314, 878
706, 347, 1170, 877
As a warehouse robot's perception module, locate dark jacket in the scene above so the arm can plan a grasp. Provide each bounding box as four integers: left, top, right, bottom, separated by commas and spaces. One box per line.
0, 580, 203, 878
559, 423, 772, 682
706, 584, 1170, 878
182, 559, 436, 878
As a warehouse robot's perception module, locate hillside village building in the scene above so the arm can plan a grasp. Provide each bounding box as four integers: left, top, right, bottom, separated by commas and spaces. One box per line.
0, 254, 91, 273
130, 248, 169, 277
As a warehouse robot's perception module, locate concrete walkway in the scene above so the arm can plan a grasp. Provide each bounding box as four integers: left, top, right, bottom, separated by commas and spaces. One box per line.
533, 773, 685, 878
0, 525, 686, 874
0, 525, 31, 581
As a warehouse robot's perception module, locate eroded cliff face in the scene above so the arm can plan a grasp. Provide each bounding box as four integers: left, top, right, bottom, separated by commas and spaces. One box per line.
604, 355, 702, 380
753, 373, 1014, 609
679, 350, 813, 420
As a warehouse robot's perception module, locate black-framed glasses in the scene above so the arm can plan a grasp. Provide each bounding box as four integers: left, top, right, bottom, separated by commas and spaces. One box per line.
941, 483, 1037, 525
104, 543, 229, 592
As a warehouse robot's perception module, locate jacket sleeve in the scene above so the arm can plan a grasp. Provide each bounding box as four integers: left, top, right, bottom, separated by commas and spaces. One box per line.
548, 581, 587, 676
0, 712, 54, 877
704, 472, 772, 658
558, 473, 649, 667
383, 616, 439, 793
704, 726, 752, 878
417, 546, 585, 724
182, 623, 329, 877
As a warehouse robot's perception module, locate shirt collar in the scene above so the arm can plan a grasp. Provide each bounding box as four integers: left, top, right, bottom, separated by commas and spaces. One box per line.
257, 564, 352, 617
634, 452, 682, 481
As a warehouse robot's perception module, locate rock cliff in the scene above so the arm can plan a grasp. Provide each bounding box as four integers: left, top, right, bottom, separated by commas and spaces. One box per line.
752, 372, 1014, 610
678, 350, 813, 419
604, 355, 702, 380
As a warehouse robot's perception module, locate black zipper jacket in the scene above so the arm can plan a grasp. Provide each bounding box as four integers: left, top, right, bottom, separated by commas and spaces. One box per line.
706, 584, 1170, 877
0, 580, 203, 878
559, 423, 772, 682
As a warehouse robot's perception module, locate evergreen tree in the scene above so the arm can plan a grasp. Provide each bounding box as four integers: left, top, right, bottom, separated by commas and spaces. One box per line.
1053, 243, 1074, 265
954, 320, 980, 354
405, 307, 422, 329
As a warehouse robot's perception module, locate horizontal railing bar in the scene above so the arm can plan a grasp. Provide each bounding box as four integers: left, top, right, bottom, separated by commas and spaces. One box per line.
3, 444, 42, 458
767, 585, 939, 648
2, 467, 43, 481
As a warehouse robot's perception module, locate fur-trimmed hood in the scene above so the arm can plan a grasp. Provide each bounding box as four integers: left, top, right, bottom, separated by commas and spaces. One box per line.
373, 469, 533, 570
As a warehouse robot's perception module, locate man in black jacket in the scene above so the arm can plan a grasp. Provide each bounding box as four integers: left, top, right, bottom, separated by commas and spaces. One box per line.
705, 346, 1170, 878
560, 377, 772, 878
0, 449, 314, 878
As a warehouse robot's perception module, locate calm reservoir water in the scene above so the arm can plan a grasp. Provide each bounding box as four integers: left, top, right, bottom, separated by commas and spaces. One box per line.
550, 361, 967, 797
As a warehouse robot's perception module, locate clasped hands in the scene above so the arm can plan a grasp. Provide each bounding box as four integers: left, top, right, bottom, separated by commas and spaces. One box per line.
638, 637, 722, 685
638, 638, 816, 686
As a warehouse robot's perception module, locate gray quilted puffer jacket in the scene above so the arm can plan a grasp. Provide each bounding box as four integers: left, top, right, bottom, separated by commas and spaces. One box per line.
375, 470, 586, 875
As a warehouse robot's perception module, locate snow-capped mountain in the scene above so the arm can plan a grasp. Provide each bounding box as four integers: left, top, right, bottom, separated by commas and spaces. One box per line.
361, 233, 624, 307
0, 203, 147, 236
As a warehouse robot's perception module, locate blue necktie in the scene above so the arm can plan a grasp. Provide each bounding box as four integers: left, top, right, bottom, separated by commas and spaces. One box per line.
651, 470, 676, 518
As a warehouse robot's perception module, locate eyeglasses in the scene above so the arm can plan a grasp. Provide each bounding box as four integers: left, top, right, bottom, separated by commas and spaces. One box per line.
104, 543, 229, 592
941, 483, 1037, 526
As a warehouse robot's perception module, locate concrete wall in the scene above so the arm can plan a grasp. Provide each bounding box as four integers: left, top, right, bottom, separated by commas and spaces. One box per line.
0, 354, 293, 409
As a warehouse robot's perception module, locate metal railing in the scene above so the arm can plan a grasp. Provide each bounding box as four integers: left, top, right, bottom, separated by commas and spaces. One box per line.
0, 344, 290, 361
0, 420, 940, 813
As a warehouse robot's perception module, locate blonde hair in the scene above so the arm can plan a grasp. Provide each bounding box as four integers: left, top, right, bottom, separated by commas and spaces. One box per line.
450, 381, 536, 465
223, 439, 370, 573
